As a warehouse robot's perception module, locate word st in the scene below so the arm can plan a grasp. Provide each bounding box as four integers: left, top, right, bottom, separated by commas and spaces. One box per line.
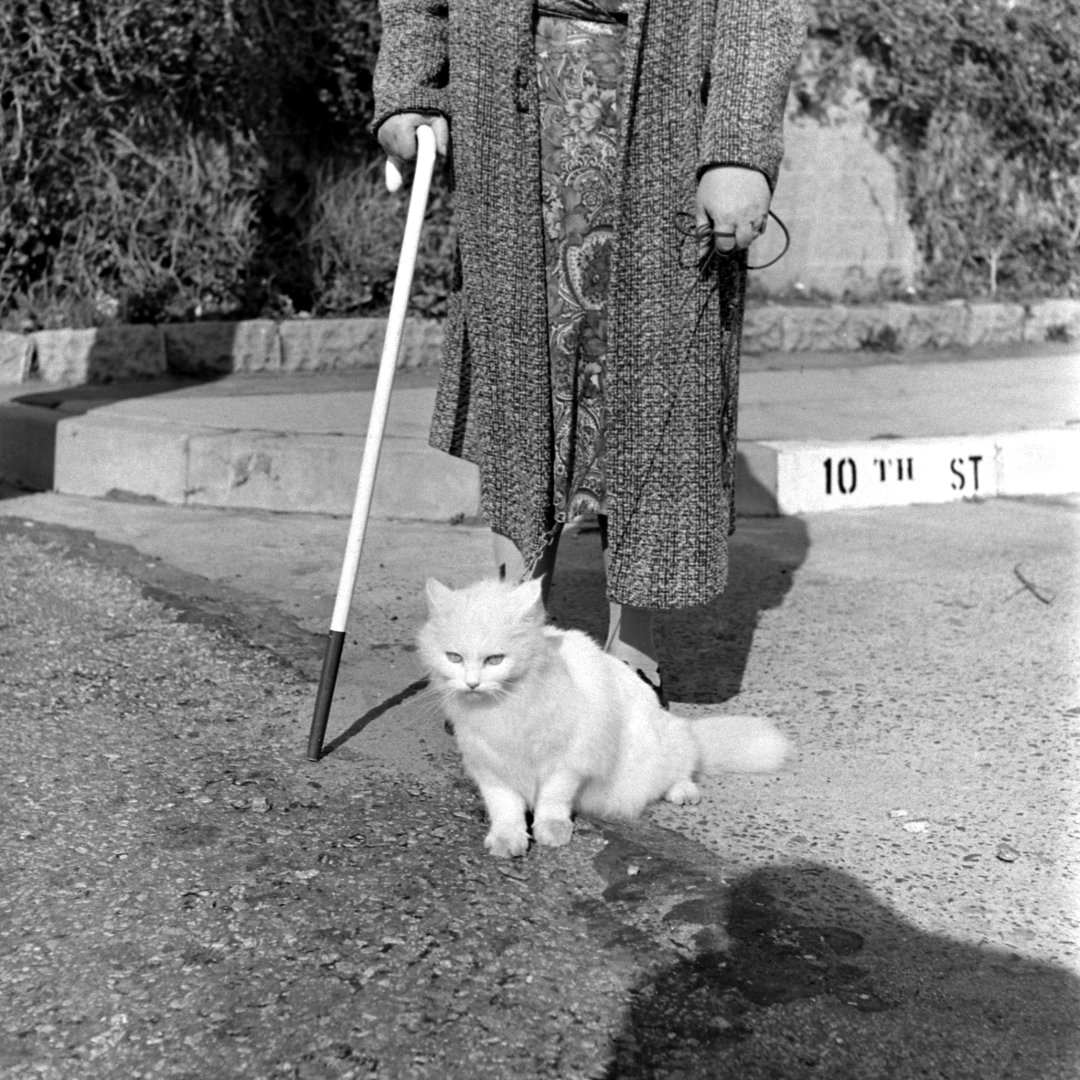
949, 454, 985, 492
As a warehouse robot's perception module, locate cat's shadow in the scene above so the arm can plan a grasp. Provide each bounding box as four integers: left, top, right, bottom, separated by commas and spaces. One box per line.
549, 512, 809, 704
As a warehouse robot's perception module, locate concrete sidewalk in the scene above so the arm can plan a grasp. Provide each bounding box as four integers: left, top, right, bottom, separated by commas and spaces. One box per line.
1, 345, 1078, 518
1, 486, 1078, 1078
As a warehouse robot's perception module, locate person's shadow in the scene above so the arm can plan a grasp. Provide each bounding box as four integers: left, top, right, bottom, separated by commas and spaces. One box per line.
587, 832, 1080, 1079
549, 468, 810, 703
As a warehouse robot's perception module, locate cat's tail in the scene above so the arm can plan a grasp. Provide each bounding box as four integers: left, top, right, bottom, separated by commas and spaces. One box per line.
690, 713, 792, 774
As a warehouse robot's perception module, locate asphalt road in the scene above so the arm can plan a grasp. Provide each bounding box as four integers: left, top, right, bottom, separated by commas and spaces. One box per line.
1, 491, 1078, 1078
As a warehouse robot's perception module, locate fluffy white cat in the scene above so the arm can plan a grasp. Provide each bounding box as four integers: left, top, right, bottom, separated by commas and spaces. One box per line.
417, 576, 791, 858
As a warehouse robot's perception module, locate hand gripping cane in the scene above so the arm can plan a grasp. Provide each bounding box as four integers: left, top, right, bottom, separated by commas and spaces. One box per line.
306, 125, 438, 761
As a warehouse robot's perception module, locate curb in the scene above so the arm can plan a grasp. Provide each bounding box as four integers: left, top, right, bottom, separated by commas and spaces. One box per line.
2, 299, 1079, 386
52, 417, 481, 520
3, 395, 1077, 520
0, 389, 481, 521
737, 430, 1080, 515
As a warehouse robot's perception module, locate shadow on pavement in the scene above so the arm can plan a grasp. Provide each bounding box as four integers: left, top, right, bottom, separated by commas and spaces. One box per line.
321, 676, 431, 757
549, 509, 810, 705
599, 857, 1080, 1079
662, 513, 810, 703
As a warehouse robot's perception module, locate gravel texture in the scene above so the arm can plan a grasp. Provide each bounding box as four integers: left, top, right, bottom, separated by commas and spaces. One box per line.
2, 515, 1079, 1079
0, 533, 634, 1078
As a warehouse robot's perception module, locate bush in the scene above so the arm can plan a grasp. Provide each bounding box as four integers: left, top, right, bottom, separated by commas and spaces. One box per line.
0, 0, 385, 328
799, 0, 1080, 299
306, 160, 455, 318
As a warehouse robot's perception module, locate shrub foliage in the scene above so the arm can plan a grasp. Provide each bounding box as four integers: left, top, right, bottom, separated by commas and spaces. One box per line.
0, 0, 427, 327
0, 0, 1076, 327
799, 0, 1080, 299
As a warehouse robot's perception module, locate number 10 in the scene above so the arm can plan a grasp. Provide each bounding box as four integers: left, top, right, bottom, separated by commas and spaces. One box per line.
824, 456, 857, 495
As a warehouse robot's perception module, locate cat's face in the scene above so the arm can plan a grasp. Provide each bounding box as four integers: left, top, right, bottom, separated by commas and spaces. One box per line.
417, 577, 546, 703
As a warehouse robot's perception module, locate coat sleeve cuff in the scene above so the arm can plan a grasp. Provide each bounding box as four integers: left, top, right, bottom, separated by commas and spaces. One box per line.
695, 161, 776, 191
370, 92, 450, 136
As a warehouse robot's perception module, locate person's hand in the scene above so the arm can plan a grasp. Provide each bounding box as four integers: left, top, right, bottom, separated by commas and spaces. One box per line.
377, 112, 450, 184
695, 166, 770, 259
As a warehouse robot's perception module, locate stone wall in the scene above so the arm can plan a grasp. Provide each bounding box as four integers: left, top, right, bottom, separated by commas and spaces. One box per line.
750, 58, 919, 300
2, 300, 1078, 386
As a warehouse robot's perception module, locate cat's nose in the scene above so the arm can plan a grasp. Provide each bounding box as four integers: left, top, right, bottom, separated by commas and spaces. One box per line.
465, 678, 480, 690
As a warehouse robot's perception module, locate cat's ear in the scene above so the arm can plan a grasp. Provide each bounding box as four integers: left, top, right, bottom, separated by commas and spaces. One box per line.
424, 578, 454, 611
514, 577, 545, 617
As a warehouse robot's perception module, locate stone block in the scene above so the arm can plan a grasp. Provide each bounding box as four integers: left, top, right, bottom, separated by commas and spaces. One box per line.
962, 303, 1025, 348
32, 325, 165, 384
278, 318, 383, 372
184, 429, 478, 518
272, 317, 443, 373
778, 305, 861, 352
164, 320, 280, 375
32, 328, 96, 383
840, 304, 901, 352
54, 414, 191, 502
370, 439, 479, 518
891, 302, 968, 351
739, 301, 1059, 355
0, 332, 32, 384
1023, 299, 1080, 345
742, 306, 786, 354
184, 432, 287, 509
398, 318, 445, 368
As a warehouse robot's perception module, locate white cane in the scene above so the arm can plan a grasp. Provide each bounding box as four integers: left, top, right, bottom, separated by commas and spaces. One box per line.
307, 124, 438, 761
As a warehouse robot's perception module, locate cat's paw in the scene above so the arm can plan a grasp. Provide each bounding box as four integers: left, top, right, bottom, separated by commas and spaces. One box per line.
484, 825, 529, 858
533, 816, 574, 847
663, 778, 701, 806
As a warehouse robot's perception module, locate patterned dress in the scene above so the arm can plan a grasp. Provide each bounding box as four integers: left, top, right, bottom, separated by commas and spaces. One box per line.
535, 0, 630, 522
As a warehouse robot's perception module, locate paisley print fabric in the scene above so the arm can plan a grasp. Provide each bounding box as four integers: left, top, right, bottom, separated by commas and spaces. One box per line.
535, 14, 625, 521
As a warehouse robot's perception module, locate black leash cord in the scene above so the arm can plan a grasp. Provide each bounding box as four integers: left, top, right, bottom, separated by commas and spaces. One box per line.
684, 209, 792, 274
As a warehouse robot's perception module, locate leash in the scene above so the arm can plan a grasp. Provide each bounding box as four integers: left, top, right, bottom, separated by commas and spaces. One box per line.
588, 209, 793, 586
522, 208, 793, 583
682, 208, 792, 273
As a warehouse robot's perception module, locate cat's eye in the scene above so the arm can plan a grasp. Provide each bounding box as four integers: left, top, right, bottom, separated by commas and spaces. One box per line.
445, 651, 463, 664
483, 654, 505, 666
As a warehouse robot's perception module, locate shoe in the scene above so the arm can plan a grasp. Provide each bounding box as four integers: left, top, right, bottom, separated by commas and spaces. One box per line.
635, 667, 668, 709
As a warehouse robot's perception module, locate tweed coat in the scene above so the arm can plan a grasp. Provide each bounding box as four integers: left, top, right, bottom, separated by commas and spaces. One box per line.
372, 0, 806, 608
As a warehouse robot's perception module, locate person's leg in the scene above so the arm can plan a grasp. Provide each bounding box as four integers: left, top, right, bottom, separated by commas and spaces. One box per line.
598, 515, 663, 694
604, 601, 659, 681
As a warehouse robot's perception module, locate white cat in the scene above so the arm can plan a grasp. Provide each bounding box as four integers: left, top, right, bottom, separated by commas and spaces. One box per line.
417, 577, 791, 858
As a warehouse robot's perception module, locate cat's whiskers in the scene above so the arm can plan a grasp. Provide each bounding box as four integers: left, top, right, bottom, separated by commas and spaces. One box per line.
423, 679, 509, 709
414, 684, 451, 719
